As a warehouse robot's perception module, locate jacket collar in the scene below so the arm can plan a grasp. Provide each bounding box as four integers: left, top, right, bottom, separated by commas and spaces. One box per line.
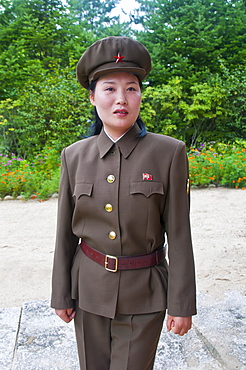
97, 124, 141, 159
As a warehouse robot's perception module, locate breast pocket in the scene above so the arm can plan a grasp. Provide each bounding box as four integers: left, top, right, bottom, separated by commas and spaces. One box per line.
73, 183, 93, 200
72, 183, 94, 220
129, 182, 165, 234
130, 181, 164, 198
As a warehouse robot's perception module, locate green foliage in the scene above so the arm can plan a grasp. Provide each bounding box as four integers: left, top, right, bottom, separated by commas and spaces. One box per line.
188, 142, 246, 188
1, 143, 245, 200
0, 0, 246, 158
140, 64, 246, 147
133, 0, 246, 145
66, 0, 121, 36
134, 0, 246, 83
217, 64, 246, 141
140, 78, 182, 136
0, 0, 96, 99
101, 19, 134, 37
140, 76, 230, 145
0, 64, 92, 157
178, 79, 227, 145
0, 147, 61, 199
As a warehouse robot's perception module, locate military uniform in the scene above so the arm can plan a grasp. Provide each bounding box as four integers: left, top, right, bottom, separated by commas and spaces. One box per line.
51, 36, 196, 370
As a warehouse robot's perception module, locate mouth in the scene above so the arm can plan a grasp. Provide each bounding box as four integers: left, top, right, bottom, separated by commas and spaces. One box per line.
113, 109, 129, 116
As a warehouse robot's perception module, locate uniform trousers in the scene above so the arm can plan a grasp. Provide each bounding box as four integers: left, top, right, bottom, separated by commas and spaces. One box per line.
74, 305, 165, 370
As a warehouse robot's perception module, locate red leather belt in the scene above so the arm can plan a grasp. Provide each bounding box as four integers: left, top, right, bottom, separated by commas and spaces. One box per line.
80, 240, 165, 273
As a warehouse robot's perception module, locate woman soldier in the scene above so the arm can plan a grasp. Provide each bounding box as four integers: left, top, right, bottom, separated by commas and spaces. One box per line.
51, 36, 196, 370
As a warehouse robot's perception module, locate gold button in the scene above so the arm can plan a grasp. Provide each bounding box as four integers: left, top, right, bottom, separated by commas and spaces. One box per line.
105, 204, 113, 212
109, 231, 117, 240
107, 175, 115, 183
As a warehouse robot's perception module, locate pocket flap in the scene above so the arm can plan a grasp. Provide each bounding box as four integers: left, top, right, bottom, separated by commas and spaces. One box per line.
130, 182, 164, 198
73, 183, 93, 199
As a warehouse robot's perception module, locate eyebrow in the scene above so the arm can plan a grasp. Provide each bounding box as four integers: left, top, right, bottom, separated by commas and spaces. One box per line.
102, 81, 138, 85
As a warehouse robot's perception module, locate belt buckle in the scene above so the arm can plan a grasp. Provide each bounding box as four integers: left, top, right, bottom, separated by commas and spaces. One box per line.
105, 255, 118, 272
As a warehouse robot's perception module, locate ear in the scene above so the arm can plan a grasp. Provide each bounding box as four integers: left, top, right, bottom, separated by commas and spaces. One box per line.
89, 91, 96, 106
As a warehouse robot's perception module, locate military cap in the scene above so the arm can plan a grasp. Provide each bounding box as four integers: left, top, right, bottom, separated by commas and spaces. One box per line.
76, 36, 152, 89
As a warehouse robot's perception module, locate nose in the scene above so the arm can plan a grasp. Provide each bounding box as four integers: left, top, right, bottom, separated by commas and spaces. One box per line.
116, 91, 127, 105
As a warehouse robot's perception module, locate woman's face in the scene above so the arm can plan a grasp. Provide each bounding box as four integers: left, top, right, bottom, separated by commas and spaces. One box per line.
90, 72, 142, 140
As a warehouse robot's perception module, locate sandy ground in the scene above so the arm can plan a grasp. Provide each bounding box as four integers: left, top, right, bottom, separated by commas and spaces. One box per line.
0, 188, 245, 308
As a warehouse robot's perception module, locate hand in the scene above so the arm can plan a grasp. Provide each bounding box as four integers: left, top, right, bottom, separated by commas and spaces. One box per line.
166, 315, 192, 336
55, 308, 76, 323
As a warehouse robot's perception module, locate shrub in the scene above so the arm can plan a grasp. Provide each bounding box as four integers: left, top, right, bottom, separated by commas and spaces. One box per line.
188, 142, 246, 189
0, 142, 245, 200
0, 147, 60, 199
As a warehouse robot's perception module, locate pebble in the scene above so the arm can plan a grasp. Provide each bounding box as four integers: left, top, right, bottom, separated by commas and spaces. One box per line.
4, 195, 14, 201
16, 195, 25, 200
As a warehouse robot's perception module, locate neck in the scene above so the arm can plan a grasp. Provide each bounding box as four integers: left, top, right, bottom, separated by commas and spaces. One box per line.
104, 124, 134, 143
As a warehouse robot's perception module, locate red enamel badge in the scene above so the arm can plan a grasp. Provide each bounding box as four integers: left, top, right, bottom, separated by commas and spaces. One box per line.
114, 52, 125, 63
143, 173, 153, 181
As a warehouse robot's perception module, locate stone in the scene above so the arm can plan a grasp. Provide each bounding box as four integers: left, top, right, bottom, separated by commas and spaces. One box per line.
0, 306, 22, 369
1, 293, 245, 369
4, 195, 14, 201
16, 195, 25, 200
154, 291, 246, 369
13, 300, 79, 369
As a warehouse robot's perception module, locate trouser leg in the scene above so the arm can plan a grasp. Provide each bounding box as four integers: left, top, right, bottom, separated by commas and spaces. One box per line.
74, 306, 165, 370
110, 311, 165, 370
74, 306, 111, 370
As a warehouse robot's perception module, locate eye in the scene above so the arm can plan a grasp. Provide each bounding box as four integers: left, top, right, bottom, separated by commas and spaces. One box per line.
105, 87, 114, 91
127, 86, 137, 91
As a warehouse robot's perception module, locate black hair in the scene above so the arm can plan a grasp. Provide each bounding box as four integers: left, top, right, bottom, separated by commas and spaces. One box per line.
87, 77, 147, 138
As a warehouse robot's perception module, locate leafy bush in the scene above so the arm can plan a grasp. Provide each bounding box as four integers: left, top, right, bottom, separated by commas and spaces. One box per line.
188, 142, 246, 189
1, 142, 245, 200
0, 66, 92, 158
0, 147, 60, 199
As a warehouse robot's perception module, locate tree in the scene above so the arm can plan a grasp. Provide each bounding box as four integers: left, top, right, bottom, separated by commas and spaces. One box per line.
0, 0, 95, 99
100, 18, 134, 37
140, 76, 230, 146
0, 0, 130, 156
216, 64, 246, 142
67, 0, 121, 36
132, 0, 246, 144
0, 64, 93, 157
133, 0, 246, 84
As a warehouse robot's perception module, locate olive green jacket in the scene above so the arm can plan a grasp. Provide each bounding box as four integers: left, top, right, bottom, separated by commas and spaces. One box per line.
51, 124, 196, 318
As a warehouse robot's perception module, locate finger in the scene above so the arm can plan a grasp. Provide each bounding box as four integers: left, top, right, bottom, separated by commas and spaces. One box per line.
55, 309, 73, 323
58, 312, 70, 323
166, 317, 173, 332
171, 326, 180, 335
172, 325, 190, 336
67, 308, 75, 316
69, 310, 76, 320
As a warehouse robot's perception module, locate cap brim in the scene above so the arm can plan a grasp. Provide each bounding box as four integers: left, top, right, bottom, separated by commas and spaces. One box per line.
77, 65, 147, 89
93, 66, 146, 82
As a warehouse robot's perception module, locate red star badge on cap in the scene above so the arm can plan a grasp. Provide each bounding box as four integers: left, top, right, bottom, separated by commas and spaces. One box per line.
114, 52, 125, 63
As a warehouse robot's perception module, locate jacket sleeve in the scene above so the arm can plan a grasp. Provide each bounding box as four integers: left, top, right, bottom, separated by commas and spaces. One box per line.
51, 148, 79, 309
163, 141, 197, 317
